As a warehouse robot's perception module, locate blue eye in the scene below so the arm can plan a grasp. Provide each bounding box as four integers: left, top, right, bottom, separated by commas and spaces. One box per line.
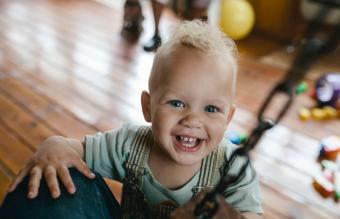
205, 105, 219, 113
167, 100, 185, 108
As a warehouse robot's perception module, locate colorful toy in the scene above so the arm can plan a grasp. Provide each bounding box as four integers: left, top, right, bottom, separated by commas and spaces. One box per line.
318, 136, 340, 161
219, 0, 255, 40
298, 74, 340, 122
299, 108, 312, 121
296, 81, 309, 94
315, 73, 340, 108
311, 108, 327, 120
323, 106, 338, 119
314, 141, 340, 200
314, 146, 340, 200
322, 169, 334, 182
299, 105, 339, 121
321, 160, 339, 172
313, 174, 334, 198
227, 131, 248, 145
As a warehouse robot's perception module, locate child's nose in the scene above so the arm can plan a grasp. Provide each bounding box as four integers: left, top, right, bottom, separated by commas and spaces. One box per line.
179, 112, 202, 129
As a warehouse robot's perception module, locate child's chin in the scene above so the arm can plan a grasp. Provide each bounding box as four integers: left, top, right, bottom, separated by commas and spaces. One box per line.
174, 156, 203, 166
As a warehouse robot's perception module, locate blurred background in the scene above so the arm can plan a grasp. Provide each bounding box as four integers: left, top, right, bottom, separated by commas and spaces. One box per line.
0, 0, 339, 218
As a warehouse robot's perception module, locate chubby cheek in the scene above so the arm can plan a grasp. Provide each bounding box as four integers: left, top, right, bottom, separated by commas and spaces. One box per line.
207, 121, 227, 147
152, 109, 176, 138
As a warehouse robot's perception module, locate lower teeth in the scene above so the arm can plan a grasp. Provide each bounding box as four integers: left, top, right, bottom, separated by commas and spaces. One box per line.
183, 143, 195, 148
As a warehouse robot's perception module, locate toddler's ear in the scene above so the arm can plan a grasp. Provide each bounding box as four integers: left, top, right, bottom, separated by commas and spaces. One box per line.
226, 104, 235, 125
141, 91, 151, 122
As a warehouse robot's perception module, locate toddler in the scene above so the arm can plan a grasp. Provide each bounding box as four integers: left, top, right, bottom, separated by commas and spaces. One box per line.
3, 20, 263, 219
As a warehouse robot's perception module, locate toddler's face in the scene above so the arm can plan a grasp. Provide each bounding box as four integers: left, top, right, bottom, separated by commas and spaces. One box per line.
142, 46, 235, 167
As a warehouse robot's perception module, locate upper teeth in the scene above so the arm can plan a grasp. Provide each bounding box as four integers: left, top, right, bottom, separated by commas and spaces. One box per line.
180, 136, 197, 142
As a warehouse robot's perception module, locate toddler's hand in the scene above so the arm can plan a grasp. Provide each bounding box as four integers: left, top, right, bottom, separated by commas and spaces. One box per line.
7, 136, 95, 199
170, 190, 245, 219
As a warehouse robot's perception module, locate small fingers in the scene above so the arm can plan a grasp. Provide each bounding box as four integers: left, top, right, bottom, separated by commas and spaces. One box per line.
44, 165, 60, 198
170, 190, 211, 219
27, 166, 43, 199
57, 166, 76, 194
71, 159, 95, 179
185, 189, 211, 211
7, 166, 31, 193
213, 195, 244, 219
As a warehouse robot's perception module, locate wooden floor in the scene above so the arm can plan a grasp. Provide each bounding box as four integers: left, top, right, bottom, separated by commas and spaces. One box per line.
0, 0, 339, 218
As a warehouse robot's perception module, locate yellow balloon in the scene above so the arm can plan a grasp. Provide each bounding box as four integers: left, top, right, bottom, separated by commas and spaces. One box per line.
220, 0, 255, 40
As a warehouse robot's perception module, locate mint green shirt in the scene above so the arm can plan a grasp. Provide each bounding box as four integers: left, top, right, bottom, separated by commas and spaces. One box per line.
85, 123, 263, 214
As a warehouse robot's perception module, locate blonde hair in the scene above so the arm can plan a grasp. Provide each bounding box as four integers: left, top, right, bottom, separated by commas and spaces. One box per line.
150, 20, 238, 96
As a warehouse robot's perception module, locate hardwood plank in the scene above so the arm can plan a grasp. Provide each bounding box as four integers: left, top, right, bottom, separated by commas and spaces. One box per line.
0, 119, 35, 204
0, 2, 161, 116
0, 93, 57, 149
0, 123, 33, 175
0, 76, 99, 139
13, 70, 122, 131
0, 10, 145, 125
260, 182, 334, 219
34, 0, 157, 63
254, 153, 340, 218
0, 3, 146, 86
0, 21, 145, 125
0, 169, 12, 205
0, 15, 149, 106
0, 58, 123, 131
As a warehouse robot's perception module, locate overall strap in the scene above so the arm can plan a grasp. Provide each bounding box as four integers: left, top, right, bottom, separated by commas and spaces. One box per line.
192, 145, 227, 195
121, 126, 153, 219
125, 126, 152, 185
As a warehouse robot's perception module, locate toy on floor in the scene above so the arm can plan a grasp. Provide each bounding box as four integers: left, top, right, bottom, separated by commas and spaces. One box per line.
313, 136, 340, 201
315, 73, 340, 108
313, 173, 335, 198
299, 73, 340, 121
219, 0, 255, 40
296, 81, 309, 94
226, 130, 248, 145
318, 136, 340, 161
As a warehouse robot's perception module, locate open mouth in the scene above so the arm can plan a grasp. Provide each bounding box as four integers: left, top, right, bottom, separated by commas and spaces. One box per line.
173, 135, 203, 152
